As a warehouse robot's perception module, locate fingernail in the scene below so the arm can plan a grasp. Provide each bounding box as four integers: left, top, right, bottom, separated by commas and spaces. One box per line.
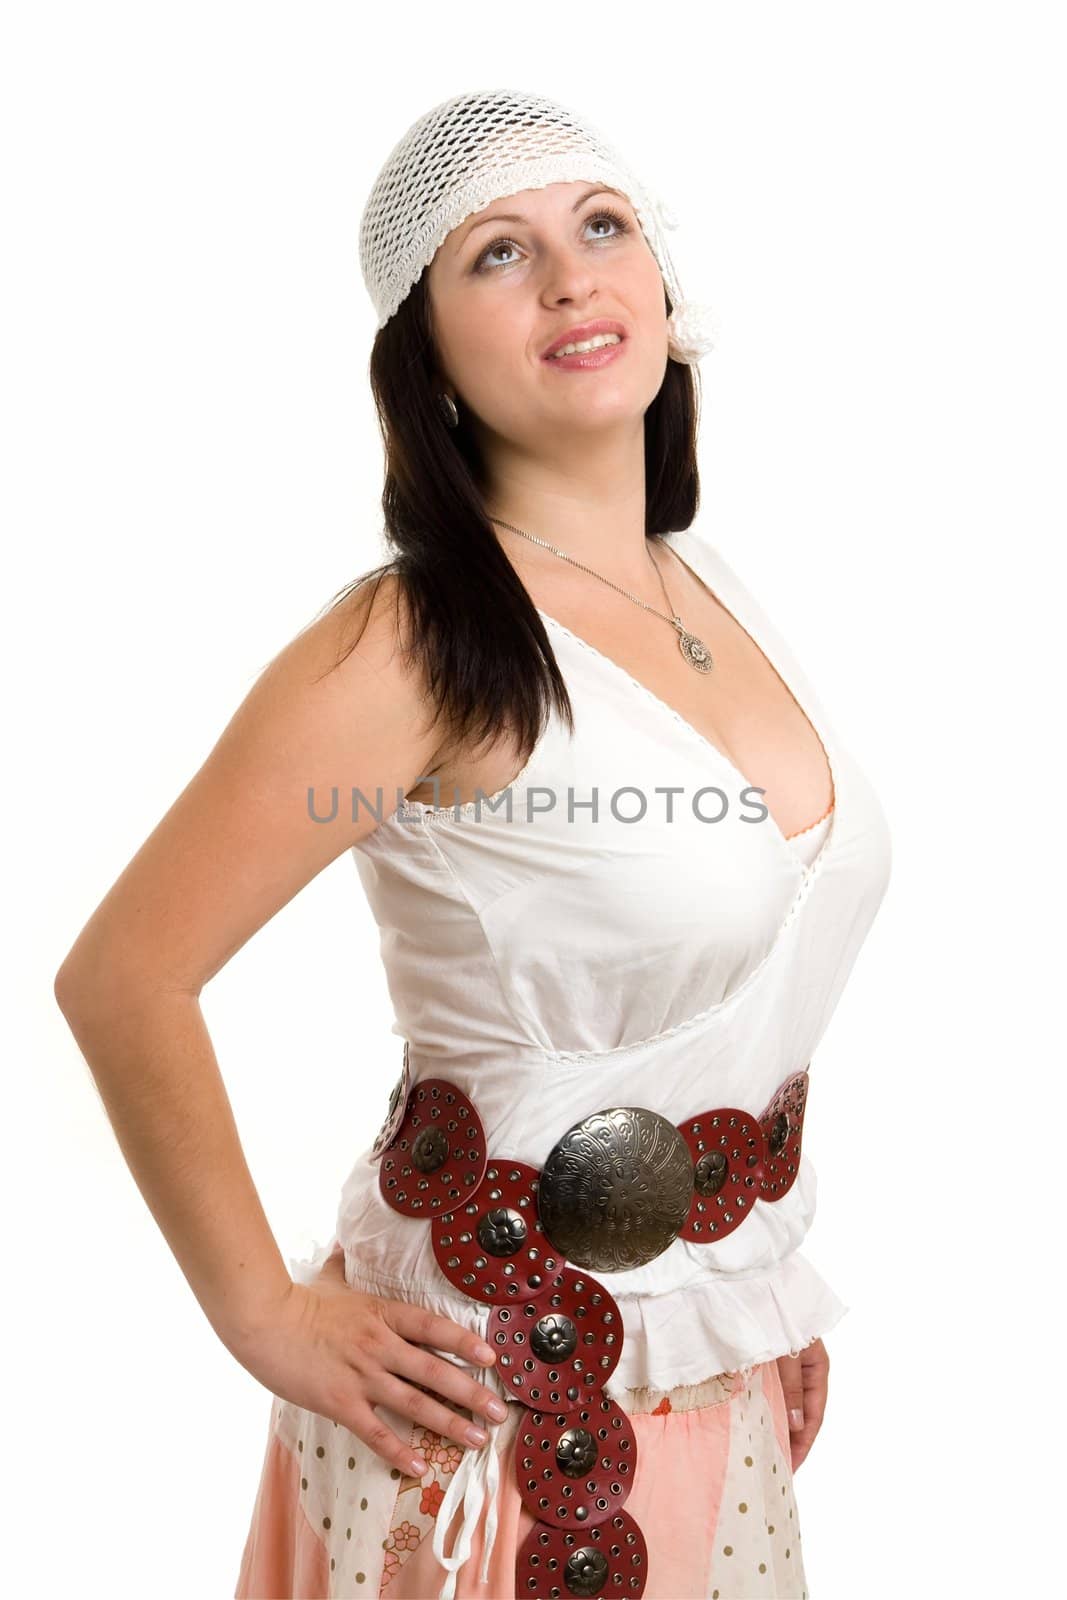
409, 1456, 427, 1475
467, 1426, 488, 1446
487, 1398, 507, 1420
789, 1408, 804, 1429
475, 1342, 495, 1363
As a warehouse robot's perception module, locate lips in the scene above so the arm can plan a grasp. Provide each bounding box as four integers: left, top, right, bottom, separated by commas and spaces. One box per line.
541, 319, 628, 359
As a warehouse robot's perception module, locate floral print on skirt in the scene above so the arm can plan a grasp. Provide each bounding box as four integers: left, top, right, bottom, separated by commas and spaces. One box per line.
235, 1359, 809, 1600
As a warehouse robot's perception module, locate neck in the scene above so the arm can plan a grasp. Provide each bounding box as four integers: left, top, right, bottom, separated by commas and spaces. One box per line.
481, 444, 654, 590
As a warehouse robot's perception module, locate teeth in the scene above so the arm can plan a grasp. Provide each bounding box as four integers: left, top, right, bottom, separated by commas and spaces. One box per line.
548, 332, 622, 358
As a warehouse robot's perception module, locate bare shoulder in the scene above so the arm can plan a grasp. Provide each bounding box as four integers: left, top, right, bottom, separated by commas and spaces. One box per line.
246, 567, 445, 812
55, 568, 447, 1001
312, 568, 418, 682
285, 568, 429, 720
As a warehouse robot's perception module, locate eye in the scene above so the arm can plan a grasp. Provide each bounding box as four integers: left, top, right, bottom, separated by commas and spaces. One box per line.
473, 207, 633, 273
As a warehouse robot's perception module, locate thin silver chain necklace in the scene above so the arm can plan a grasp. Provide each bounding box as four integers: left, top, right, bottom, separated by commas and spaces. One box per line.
489, 516, 715, 673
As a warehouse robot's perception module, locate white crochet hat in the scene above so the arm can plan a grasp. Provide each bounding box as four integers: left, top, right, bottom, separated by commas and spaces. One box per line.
358, 87, 718, 365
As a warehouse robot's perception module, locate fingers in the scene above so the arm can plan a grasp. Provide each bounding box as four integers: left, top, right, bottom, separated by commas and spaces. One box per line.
370, 1369, 502, 1455
800, 1341, 829, 1435
778, 1341, 830, 1474
365, 1299, 509, 1454
777, 1352, 805, 1434
303, 1284, 510, 1470
385, 1332, 509, 1432
344, 1397, 435, 1479
385, 1298, 499, 1378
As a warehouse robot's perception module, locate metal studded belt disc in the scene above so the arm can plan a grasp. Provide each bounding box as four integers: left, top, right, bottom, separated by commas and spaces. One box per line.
376, 1076, 487, 1217
514, 1393, 638, 1526
517, 1508, 649, 1597
430, 1158, 566, 1303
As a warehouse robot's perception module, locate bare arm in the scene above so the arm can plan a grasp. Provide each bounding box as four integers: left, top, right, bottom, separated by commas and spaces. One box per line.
54, 575, 444, 1358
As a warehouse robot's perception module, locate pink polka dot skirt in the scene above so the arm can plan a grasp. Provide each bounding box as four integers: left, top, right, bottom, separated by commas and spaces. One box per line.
235, 1357, 808, 1598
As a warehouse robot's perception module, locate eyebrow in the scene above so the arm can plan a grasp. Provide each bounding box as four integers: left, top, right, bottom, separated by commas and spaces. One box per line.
457, 186, 627, 249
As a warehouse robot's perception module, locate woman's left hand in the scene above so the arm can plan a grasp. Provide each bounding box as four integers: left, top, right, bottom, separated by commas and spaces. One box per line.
776, 1337, 829, 1473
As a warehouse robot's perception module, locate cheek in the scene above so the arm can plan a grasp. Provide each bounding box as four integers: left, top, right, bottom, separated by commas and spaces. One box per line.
633, 259, 669, 321
427, 277, 508, 378
447, 301, 532, 391
458, 317, 509, 367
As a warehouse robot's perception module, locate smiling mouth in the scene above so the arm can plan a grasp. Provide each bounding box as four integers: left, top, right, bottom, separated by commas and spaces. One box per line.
544, 332, 625, 360
542, 334, 628, 372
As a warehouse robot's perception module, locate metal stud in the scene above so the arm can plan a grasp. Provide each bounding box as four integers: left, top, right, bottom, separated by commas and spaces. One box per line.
412, 1125, 449, 1172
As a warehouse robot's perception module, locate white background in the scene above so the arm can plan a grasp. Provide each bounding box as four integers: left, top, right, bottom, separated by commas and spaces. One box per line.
7, 3, 1065, 1596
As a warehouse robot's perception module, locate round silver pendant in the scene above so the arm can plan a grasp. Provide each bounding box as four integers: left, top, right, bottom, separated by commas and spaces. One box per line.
678, 629, 714, 673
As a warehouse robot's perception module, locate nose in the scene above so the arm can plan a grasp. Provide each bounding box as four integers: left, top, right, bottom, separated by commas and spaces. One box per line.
539, 245, 603, 308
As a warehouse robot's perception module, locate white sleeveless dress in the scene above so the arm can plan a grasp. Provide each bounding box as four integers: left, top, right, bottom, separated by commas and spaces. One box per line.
235, 520, 892, 1600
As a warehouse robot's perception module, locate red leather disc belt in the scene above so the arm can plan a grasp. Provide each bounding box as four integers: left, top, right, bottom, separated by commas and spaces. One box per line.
371, 1048, 810, 1598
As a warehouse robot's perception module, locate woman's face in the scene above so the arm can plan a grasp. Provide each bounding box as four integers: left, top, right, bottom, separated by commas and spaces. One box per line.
425, 180, 669, 449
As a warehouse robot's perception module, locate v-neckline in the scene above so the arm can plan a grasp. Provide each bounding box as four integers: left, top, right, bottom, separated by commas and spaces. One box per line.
533, 527, 839, 877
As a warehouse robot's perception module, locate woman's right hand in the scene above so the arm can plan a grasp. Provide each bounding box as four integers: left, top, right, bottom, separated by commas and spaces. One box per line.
234, 1243, 509, 1475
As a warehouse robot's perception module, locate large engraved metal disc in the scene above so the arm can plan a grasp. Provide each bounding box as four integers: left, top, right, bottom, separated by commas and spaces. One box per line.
486, 1266, 623, 1411
537, 1106, 694, 1271
431, 1159, 566, 1304
377, 1077, 487, 1218
369, 1042, 412, 1163
515, 1393, 636, 1528
676, 1105, 767, 1243
516, 1507, 648, 1598
757, 1070, 809, 1201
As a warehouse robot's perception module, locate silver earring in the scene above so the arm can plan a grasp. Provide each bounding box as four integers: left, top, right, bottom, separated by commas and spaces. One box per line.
438, 392, 459, 428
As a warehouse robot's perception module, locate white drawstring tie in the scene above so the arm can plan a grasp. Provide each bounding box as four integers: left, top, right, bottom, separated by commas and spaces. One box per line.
431, 1366, 504, 1600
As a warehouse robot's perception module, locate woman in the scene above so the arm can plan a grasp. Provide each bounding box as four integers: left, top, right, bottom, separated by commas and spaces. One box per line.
55, 89, 891, 1599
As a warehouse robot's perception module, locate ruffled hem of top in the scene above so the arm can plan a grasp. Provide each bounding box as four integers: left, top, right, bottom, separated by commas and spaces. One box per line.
288, 1236, 848, 1400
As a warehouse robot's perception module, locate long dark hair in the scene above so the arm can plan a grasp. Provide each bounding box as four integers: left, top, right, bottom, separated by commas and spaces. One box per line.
322, 271, 702, 766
